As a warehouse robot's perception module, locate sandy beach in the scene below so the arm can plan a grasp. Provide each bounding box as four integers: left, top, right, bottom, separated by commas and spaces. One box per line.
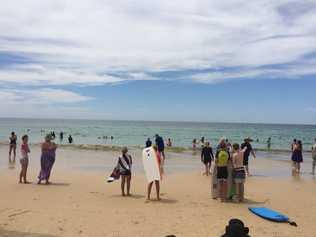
0, 145, 316, 237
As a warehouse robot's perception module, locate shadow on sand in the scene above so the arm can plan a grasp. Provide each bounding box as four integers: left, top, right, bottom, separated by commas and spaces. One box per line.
241, 198, 269, 205
0, 228, 59, 237
110, 194, 146, 199
37, 182, 70, 187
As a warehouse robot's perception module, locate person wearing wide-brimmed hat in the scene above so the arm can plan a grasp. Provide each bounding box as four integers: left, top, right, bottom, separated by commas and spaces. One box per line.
241, 137, 256, 176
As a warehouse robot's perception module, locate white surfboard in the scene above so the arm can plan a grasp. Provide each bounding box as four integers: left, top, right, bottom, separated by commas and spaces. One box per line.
142, 147, 161, 183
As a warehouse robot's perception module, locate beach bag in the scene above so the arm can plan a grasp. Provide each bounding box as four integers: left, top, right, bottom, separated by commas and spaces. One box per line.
107, 167, 120, 183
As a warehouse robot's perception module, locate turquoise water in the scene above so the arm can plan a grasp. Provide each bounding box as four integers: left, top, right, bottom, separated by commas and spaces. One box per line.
0, 118, 315, 150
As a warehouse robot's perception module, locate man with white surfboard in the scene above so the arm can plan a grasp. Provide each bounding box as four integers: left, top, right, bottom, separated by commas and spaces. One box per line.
142, 145, 162, 201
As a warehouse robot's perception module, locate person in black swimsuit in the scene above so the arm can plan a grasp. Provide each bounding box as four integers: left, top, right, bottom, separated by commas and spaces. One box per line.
9, 132, 17, 162
201, 142, 214, 176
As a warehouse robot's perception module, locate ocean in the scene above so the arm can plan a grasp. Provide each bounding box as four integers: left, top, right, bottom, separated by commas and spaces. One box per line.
0, 118, 315, 151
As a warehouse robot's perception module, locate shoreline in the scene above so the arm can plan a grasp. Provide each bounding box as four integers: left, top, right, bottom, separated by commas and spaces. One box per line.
1, 141, 310, 154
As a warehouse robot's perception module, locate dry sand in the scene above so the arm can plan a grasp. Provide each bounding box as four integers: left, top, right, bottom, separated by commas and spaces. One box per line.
0, 145, 316, 237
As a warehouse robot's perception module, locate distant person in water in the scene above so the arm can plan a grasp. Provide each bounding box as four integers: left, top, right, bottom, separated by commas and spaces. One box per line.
19, 135, 30, 184
241, 137, 256, 176
192, 138, 197, 150
166, 138, 172, 147
201, 142, 214, 176
145, 138, 152, 148
267, 137, 271, 150
51, 131, 56, 139
200, 136, 205, 148
68, 135, 73, 144
312, 138, 316, 175
291, 140, 303, 175
38, 134, 57, 185
117, 147, 132, 196
59, 132, 64, 143
110, 136, 114, 140
155, 134, 165, 161
9, 132, 17, 162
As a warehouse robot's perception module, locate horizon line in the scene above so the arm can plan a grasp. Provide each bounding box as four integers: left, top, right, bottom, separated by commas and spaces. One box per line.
0, 116, 315, 127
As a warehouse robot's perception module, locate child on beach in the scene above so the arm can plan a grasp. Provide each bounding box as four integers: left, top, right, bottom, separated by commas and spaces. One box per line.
215, 143, 230, 202
19, 135, 30, 184
117, 147, 132, 196
312, 139, 316, 175
232, 143, 247, 202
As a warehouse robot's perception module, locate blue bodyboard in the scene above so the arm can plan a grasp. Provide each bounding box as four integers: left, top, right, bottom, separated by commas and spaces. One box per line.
249, 207, 289, 222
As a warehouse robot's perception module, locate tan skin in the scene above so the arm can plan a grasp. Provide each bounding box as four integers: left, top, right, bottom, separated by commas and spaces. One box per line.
38, 138, 57, 185
232, 147, 247, 202
120, 150, 132, 196
19, 136, 30, 184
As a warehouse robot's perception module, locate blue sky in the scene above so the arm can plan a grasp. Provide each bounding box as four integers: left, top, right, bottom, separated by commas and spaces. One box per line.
0, 0, 316, 124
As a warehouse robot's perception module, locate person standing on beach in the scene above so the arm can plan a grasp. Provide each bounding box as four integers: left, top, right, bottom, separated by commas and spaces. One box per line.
232, 143, 247, 202
241, 138, 256, 176
19, 135, 30, 184
291, 140, 303, 175
312, 139, 316, 175
145, 138, 152, 148
215, 143, 230, 202
38, 134, 57, 185
201, 142, 214, 176
155, 134, 165, 161
9, 132, 17, 162
117, 147, 132, 196
147, 145, 162, 201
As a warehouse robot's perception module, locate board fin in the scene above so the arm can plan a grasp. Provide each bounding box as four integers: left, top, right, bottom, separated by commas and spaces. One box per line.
288, 221, 297, 227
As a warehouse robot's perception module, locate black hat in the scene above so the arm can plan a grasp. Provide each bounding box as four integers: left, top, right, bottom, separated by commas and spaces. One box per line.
221, 219, 250, 237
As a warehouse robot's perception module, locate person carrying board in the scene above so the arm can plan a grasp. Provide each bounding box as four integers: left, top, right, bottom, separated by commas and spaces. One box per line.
142, 146, 162, 201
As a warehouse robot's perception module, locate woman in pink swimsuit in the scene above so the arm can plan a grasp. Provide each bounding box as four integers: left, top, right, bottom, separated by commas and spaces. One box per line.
19, 135, 30, 184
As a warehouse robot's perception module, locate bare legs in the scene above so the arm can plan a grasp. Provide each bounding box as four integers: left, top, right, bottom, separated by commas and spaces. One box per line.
292, 162, 301, 176
313, 160, 316, 175
9, 145, 16, 162
147, 180, 160, 201
218, 180, 227, 202
121, 175, 131, 196
204, 163, 211, 176
19, 164, 29, 184
235, 183, 244, 202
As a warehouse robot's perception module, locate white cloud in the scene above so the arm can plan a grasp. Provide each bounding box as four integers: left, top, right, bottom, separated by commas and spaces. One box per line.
0, 88, 93, 104
0, 0, 315, 85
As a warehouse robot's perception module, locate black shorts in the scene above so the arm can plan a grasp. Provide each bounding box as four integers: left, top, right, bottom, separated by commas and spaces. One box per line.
203, 158, 212, 164
217, 167, 228, 180
120, 170, 131, 176
243, 156, 249, 166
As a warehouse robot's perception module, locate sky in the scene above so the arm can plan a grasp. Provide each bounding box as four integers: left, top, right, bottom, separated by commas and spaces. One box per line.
0, 0, 316, 124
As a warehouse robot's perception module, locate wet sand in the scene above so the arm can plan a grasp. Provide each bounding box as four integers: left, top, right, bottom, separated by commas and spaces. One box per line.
0, 145, 316, 236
